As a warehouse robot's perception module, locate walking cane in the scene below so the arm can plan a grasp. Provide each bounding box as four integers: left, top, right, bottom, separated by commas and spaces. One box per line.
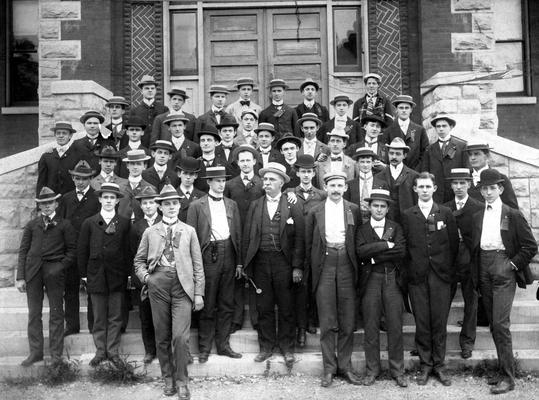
241, 271, 262, 294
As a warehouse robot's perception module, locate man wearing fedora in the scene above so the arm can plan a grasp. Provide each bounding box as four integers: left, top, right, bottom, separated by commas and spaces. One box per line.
195, 85, 234, 141
234, 109, 259, 147
373, 138, 418, 224
16, 187, 77, 366
104, 96, 130, 150
346, 114, 387, 173
254, 122, 283, 167
164, 115, 202, 168
57, 160, 100, 335
37, 121, 79, 196
466, 142, 518, 209
443, 168, 483, 360
305, 171, 361, 387
315, 129, 357, 189
115, 116, 152, 179
297, 113, 329, 160
134, 184, 204, 399
175, 156, 205, 223
470, 169, 537, 394
226, 78, 262, 123
151, 88, 196, 143
356, 188, 408, 388
78, 183, 131, 367
295, 78, 329, 125
90, 146, 129, 191
345, 147, 378, 223
275, 134, 302, 191
142, 140, 180, 191
319, 95, 362, 145
130, 74, 169, 149
352, 73, 394, 127
421, 113, 468, 204
382, 95, 429, 171
243, 162, 305, 366
195, 126, 229, 192
187, 166, 243, 363
259, 79, 299, 138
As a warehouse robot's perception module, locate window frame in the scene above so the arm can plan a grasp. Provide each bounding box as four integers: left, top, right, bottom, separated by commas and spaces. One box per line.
169, 10, 199, 77
332, 6, 362, 74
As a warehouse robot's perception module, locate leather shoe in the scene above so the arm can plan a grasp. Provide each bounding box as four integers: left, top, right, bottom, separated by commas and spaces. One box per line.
89, 354, 107, 367
435, 370, 451, 386
198, 353, 209, 363
487, 375, 500, 385
217, 347, 242, 359
283, 352, 295, 367
395, 375, 408, 388
457, 320, 464, 327
163, 378, 176, 396
461, 349, 472, 359
297, 329, 306, 348
338, 370, 362, 385
178, 385, 191, 400
143, 353, 155, 364
63, 328, 79, 337
254, 352, 272, 362
321, 373, 333, 387
109, 355, 123, 367
409, 349, 419, 357
21, 354, 43, 367
306, 325, 317, 334
229, 323, 242, 334
362, 374, 376, 386
490, 380, 515, 395
416, 369, 429, 385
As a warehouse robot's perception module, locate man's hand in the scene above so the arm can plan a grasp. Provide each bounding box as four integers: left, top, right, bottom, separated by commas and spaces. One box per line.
235, 265, 243, 279
292, 268, 303, 283
387, 241, 395, 249
373, 159, 386, 169
316, 152, 329, 163
287, 192, 298, 204
15, 279, 26, 293
193, 295, 204, 311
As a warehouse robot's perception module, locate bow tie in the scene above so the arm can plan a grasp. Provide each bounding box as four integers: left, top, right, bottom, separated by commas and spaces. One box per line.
43, 216, 52, 224
420, 205, 431, 210
371, 224, 384, 229
331, 156, 342, 162
162, 219, 178, 226
438, 138, 450, 144
222, 145, 234, 150
365, 140, 377, 147
300, 188, 313, 194
77, 191, 85, 196
208, 194, 223, 201
260, 149, 271, 155
240, 100, 250, 106
214, 109, 224, 115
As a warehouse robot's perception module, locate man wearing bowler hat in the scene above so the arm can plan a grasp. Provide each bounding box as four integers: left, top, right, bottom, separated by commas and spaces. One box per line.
255, 122, 283, 167
175, 156, 205, 223
215, 115, 240, 167
115, 116, 152, 179
226, 78, 262, 123
187, 166, 243, 363
471, 169, 537, 394
143, 140, 180, 191
17, 187, 77, 366
315, 129, 357, 188
297, 113, 328, 160
295, 78, 329, 124
382, 95, 429, 171
37, 121, 79, 196
195, 85, 234, 140
352, 73, 394, 127
259, 79, 299, 138
275, 134, 302, 191
319, 95, 362, 145
151, 88, 196, 143
90, 146, 129, 191
243, 162, 305, 366
104, 96, 130, 150
345, 146, 378, 223
195, 126, 230, 192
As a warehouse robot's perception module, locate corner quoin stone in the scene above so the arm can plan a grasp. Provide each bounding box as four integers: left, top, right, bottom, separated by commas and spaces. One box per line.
40, 41, 81, 60
40, 2, 81, 20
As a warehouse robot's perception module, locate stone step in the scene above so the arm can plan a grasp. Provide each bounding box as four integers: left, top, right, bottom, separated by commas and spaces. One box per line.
2, 324, 539, 358
3, 349, 539, 380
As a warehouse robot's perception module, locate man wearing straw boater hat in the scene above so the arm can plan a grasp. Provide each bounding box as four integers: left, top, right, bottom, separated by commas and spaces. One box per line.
16, 187, 76, 367
226, 77, 263, 123
319, 95, 361, 145
151, 88, 196, 144
352, 73, 394, 127
187, 166, 243, 363
297, 112, 328, 160
104, 96, 130, 150
315, 128, 356, 188
134, 184, 204, 399
259, 79, 299, 138
195, 84, 234, 140
254, 122, 283, 167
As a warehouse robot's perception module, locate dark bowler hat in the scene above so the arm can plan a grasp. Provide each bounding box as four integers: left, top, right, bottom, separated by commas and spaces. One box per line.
363, 73, 382, 83
135, 185, 159, 200
203, 166, 230, 179
208, 85, 230, 95
137, 74, 158, 88
105, 96, 130, 108
446, 168, 473, 181
80, 111, 105, 124
235, 77, 256, 90
124, 116, 147, 129
477, 169, 504, 187
330, 95, 353, 106
122, 149, 151, 163
298, 112, 322, 127
231, 145, 259, 162
295, 154, 316, 169
254, 122, 277, 136
50, 121, 76, 134
392, 95, 416, 108
163, 114, 190, 125
155, 184, 181, 202
95, 182, 124, 198
466, 142, 493, 152
323, 171, 347, 184
431, 113, 456, 128
150, 140, 175, 153
327, 128, 349, 140
267, 79, 289, 90
364, 188, 394, 204
198, 126, 221, 142
275, 134, 302, 151
241, 109, 258, 120
362, 113, 387, 128
69, 160, 95, 177
216, 115, 239, 130
167, 88, 189, 99
35, 187, 61, 203
259, 162, 290, 183
352, 146, 378, 160
175, 156, 201, 172
386, 137, 410, 152
97, 145, 120, 159
299, 78, 320, 92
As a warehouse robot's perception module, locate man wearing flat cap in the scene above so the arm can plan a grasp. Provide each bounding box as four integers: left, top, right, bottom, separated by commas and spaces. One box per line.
259, 79, 299, 138
382, 95, 429, 171
226, 78, 262, 123
295, 78, 329, 126
352, 73, 394, 127
243, 162, 305, 367
471, 168, 537, 395
195, 85, 234, 141
105, 96, 130, 150
305, 171, 361, 387
315, 129, 357, 188
151, 88, 196, 144
297, 113, 329, 160
319, 95, 362, 145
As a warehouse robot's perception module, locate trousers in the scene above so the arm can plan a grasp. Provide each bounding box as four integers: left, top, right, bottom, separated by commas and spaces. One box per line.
90, 291, 122, 357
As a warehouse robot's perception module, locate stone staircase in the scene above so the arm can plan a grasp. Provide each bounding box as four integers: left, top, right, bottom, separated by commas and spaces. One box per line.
1, 285, 538, 379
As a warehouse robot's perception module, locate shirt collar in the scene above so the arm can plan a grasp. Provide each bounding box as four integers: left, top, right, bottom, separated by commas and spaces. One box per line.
418, 199, 433, 210
266, 193, 282, 202
129, 140, 141, 149
360, 171, 373, 180
370, 217, 385, 228
473, 166, 489, 175
390, 163, 404, 175
129, 175, 142, 185
78, 185, 90, 195
455, 195, 469, 206
326, 198, 344, 208
145, 213, 158, 224
168, 109, 184, 115
272, 100, 284, 106
242, 171, 255, 180
143, 98, 155, 107
212, 105, 223, 113
43, 211, 56, 220
154, 163, 167, 173
486, 197, 503, 211
304, 100, 314, 108
438, 134, 451, 143
162, 216, 178, 225
100, 171, 113, 179
111, 117, 123, 124
100, 209, 116, 220
304, 138, 317, 145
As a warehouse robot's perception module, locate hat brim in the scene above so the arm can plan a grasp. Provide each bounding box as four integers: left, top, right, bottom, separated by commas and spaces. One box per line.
95, 188, 124, 198
254, 127, 276, 135
51, 126, 76, 134
122, 155, 151, 162
124, 123, 147, 129
259, 167, 291, 183
80, 115, 105, 124
352, 152, 378, 160
204, 173, 231, 180
445, 176, 473, 181
385, 144, 410, 152
105, 101, 129, 107
138, 81, 157, 88
155, 194, 182, 202
299, 82, 319, 92
466, 145, 493, 152
276, 136, 302, 150
476, 179, 505, 187
364, 196, 394, 204
167, 91, 189, 99
268, 84, 289, 90
150, 144, 175, 152
197, 132, 222, 142
35, 193, 62, 203
330, 99, 353, 106
69, 170, 95, 177
431, 117, 456, 127
294, 163, 316, 169
216, 122, 239, 130
231, 146, 259, 162
298, 116, 322, 126
362, 116, 387, 128
392, 99, 416, 107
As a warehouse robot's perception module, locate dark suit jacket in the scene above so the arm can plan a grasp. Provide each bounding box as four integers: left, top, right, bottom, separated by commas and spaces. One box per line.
186, 196, 242, 265
194, 153, 230, 192
142, 165, 180, 192
374, 164, 418, 222
401, 202, 459, 284
443, 196, 483, 256
57, 187, 101, 235
319, 117, 362, 145
421, 136, 468, 204
352, 93, 394, 126
129, 215, 162, 288
295, 102, 329, 135
382, 119, 429, 171
194, 109, 235, 142
223, 174, 265, 223
169, 139, 202, 168
471, 203, 538, 289
468, 168, 518, 210
305, 200, 359, 292
150, 110, 196, 143
216, 144, 241, 177
259, 104, 299, 138
243, 195, 305, 274
177, 186, 205, 223
257, 148, 284, 166
17, 215, 77, 282
355, 218, 406, 298
105, 121, 128, 150
115, 145, 151, 179
118, 179, 156, 222
292, 185, 326, 216
129, 102, 169, 148
37, 146, 79, 195
280, 160, 300, 191
298, 139, 328, 160
72, 135, 116, 175
77, 213, 131, 294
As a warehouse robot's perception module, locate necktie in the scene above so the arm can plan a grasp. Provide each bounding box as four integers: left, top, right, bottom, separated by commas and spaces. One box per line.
260, 149, 270, 155
222, 145, 233, 150
331, 156, 342, 162
487, 205, 492, 211
208, 194, 223, 201
440, 139, 449, 155
361, 177, 370, 201
77, 191, 85, 200
185, 191, 190, 199
203, 159, 213, 167
163, 226, 175, 264
240, 100, 250, 106
105, 175, 111, 183
365, 140, 376, 148
367, 96, 375, 112
457, 201, 464, 210
44, 216, 51, 225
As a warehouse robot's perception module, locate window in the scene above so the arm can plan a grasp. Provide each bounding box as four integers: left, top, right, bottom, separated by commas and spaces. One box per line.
170, 12, 198, 76
8, 0, 38, 105
333, 7, 362, 73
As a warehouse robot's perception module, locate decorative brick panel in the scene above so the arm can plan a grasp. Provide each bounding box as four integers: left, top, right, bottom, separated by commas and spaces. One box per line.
375, 0, 402, 99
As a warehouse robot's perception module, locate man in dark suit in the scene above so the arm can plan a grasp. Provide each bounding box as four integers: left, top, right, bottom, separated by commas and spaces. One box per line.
142, 140, 180, 191
259, 79, 299, 138
471, 169, 537, 395
345, 147, 378, 223
90, 146, 129, 191
297, 113, 328, 160
401, 172, 459, 386
215, 115, 241, 177
242, 163, 305, 366
194, 127, 229, 192
175, 156, 205, 223
115, 116, 152, 179
275, 135, 302, 191
374, 138, 418, 224
186, 166, 243, 363
57, 160, 100, 336
295, 78, 329, 128
163, 115, 202, 168
346, 114, 387, 173
382, 95, 429, 171
16, 187, 77, 366
195, 85, 234, 141
421, 113, 468, 204
37, 121, 78, 196
352, 73, 394, 127
104, 96, 130, 150
129, 75, 169, 148
151, 88, 196, 143
255, 123, 283, 167
77, 183, 131, 367
319, 95, 362, 145
356, 189, 408, 388
305, 171, 361, 387
443, 168, 483, 360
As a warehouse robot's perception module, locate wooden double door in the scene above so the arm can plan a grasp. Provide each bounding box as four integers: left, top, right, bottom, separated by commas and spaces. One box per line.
203, 7, 328, 109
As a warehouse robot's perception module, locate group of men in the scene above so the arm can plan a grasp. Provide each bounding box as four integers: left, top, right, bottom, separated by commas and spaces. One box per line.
16, 73, 537, 399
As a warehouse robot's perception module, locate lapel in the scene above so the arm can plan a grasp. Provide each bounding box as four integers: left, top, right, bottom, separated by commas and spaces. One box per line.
223, 197, 234, 226
314, 204, 326, 245
473, 208, 485, 247
200, 197, 212, 229
500, 204, 510, 244
431, 140, 443, 161
382, 220, 394, 240
278, 196, 290, 236
394, 166, 409, 186
405, 122, 417, 142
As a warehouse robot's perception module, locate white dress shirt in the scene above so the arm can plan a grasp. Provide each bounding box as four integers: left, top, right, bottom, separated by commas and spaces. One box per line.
129, 175, 142, 189
100, 171, 114, 183
325, 199, 345, 244
330, 152, 345, 170
266, 193, 282, 219
303, 100, 314, 108
398, 118, 410, 134
208, 192, 230, 240
418, 199, 433, 219
144, 213, 158, 226
171, 135, 185, 151
154, 163, 167, 179
370, 217, 386, 239
128, 140, 141, 150
472, 166, 488, 186
480, 197, 505, 250
390, 163, 404, 180
303, 138, 317, 157
143, 98, 155, 107
76, 185, 90, 201
100, 210, 116, 225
